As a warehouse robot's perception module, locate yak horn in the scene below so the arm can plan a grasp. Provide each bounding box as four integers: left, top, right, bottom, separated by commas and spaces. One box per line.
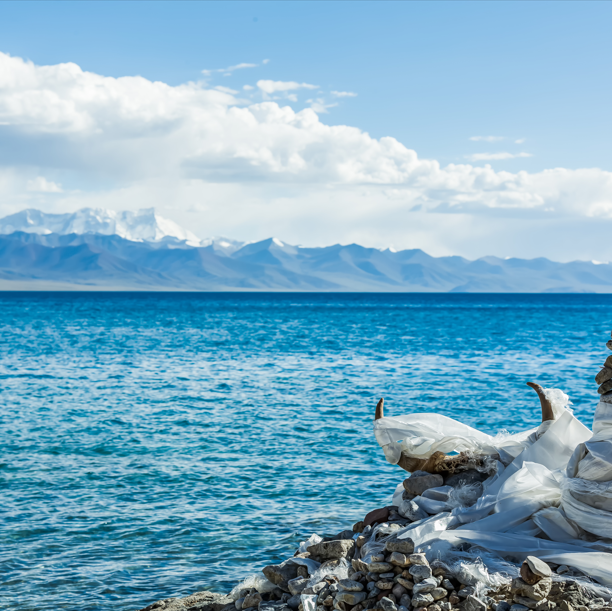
526, 382, 555, 422
375, 398, 384, 420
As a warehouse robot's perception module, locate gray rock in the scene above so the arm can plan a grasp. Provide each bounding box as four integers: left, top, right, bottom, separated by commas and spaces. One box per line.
334, 530, 357, 540
430, 588, 447, 601
287, 596, 301, 611
442, 579, 454, 590
288, 578, 308, 596
509, 606, 529, 611
178, 593, 234, 611
399, 594, 412, 608
392, 585, 407, 599
367, 586, 381, 598
607, 340, 612, 351
412, 577, 437, 595
302, 582, 326, 596
259, 603, 292, 611
525, 557, 552, 579
596, 367, 612, 385
263, 563, 300, 592
458, 587, 476, 598
444, 469, 489, 488
234, 599, 245, 611
496, 603, 511, 611
336, 592, 367, 606
308, 540, 356, 560
396, 578, 414, 591
242, 593, 262, 609
339, 580, 364, 592
598, 379, 612, 394
388, 552, 409, 567
408, 564, 432, 582
407, 554, 428, 566
410, 593, 434, 608
384, 538, 415, 554
380, 598, 398, 611
462, 596, 487, 611
379, 572, 395, 579
397, 499, 429, 522
403, 474, 444, 497
513, 597, 538, 610
601, 392, 612, 405
510, 578, 552, 602
375, 581, 395, 590
369, 562, 394, 573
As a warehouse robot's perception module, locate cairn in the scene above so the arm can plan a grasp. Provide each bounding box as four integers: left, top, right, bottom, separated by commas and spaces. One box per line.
596, 333, 612, 401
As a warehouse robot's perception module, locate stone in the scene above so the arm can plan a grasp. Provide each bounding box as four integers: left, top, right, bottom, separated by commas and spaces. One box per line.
513, 597, 538, 610
308, 540, 356, 560
408, 554, 429, 566
336, 592, 367, 606
458, 587, 475, 599
509, 606, 529, 611
598, 379, 612, 394
259, 603, 293, 611
596, 367, 612, 385
297, 566, 310, 579
385, 538, 416, 555
396, 578, 414, 590
411, 594, 434, 608
177, 593, 234, 611
601, 392, 612, 405
403, 473, 445, 497
376, 581, 395, 590
288, 578, 309, 596
287, 596, 301, 610
510, 578, 552, 602
364, 507, 391, 527
412, 578, 437, 595
370, 562, 394, 573
408, 565, 432, 583
449, 595, 460, 605
242, 594, 262, 609
397, 499, 429, 522
421, 486, 453, 502
534, 602, 555, 611
523, 558, 552, 582
353, 521, 366, 533
392, 585, 407, 598
263, 563, 300, 592
400, 595, 412, 608
339, 580, 364, 592
462, 595, 486, 611
607, 340, 612, 351
303, 582, 327, 596
431, 588, 447, 601
413, 496, 449, 515
389, 552, 410, 567
559, 604, 573, 611
556, 566, 569, 575
549, 581, 590, 608
605, 355, 612, 369
496, 603, 511, 611
357, 536, 368, 548
442, 580, 454, 591
380, 598, 398, 611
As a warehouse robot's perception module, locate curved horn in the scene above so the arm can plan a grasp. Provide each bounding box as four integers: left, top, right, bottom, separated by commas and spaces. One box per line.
526, 382, 555, 422
375, 398, 384, 420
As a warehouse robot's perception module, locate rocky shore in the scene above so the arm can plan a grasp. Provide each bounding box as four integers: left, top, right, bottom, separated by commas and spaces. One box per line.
138, 470, 611, 611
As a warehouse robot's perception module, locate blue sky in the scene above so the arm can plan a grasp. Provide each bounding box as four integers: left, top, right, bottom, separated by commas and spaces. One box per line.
0, 1, 611, 260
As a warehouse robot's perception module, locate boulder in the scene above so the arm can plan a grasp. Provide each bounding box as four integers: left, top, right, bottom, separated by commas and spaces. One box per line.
510, 577, 552, 602
263, 563, 300, 592
403, 474, 444, 497
384, 538, 415, 554
307, 539, 355, 560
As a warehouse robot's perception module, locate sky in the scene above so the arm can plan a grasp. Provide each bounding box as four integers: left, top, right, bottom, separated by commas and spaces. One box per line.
0, 0, 611, 261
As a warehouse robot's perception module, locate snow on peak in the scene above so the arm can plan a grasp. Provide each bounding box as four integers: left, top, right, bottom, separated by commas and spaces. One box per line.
0, 207, 201, 245
272, 237, 285, 247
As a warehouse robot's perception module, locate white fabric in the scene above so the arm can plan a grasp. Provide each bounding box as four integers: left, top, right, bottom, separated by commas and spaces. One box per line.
374, 391, 612, 586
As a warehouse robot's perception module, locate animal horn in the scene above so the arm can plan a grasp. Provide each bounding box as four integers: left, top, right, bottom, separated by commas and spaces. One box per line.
375, 398, 384, 420
526, 382, 555, 422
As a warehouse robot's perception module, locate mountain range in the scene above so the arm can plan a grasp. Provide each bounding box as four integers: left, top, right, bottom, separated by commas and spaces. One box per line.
0, 208, 611, 292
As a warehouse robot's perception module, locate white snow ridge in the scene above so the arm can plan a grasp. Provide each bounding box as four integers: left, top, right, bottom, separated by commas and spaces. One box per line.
0, 207, 201, 245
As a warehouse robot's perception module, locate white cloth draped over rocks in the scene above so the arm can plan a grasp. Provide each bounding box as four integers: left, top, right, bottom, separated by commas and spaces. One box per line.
373, 390, 612, 587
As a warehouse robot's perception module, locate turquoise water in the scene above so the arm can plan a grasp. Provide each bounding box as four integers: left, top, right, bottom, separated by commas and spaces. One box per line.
1, 292, 610, 611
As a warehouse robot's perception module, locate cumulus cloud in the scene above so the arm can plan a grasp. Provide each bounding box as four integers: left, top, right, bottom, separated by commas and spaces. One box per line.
0, 51, 612, 260
469, 136, 504, 142
256, 79, 318, 94
465, 152, 533, 161
26, 177, 62, 192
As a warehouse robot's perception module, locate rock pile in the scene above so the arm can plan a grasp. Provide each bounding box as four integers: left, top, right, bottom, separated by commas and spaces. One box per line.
138, 468, 608, 611
596, 333, 612, 401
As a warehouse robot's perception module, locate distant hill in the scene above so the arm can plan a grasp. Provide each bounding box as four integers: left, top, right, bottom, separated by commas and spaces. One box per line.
0, 224, 611, 292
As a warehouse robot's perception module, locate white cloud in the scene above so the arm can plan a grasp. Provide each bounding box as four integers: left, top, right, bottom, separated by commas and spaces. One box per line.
307, 98, 338, 114
469, 136, 504, 142
215, 85, 238, 94
1, 52, 612, 261
515, 138, 526, 144
202, 62, 258, 76
256, 79, 318, 94
331, 91, 357, 98
465, 152, 533, 161
26, 177, 63, 192
243, 84, 254, 91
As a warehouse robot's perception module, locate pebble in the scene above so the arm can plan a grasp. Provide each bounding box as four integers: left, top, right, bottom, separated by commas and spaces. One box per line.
412, 577, 437, 595
384, 539, 415, 554
556, 565, 569, 575
395, 577, 414, 590
388, 552, 410, 567
408, 565, 432, 582
397, 499, 428, 522
380, 598, 398, 611
510, 577, 552, 602
496, 603, 511, 611
509, 606, 529, 611
338, 580, 363, 592
307, 540, 355, 560
335, 592, 367, 606
463, 595, 486, 611
430, 587, 447, 601
375, 581, 395, 590
369, 562, 394, 573
410, 593, 434, 608
595, 366, 612, 385
407, 554, 428, 566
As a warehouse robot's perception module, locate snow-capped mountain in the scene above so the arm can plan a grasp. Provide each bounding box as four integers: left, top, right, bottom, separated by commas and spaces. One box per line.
0, 207, 201, 245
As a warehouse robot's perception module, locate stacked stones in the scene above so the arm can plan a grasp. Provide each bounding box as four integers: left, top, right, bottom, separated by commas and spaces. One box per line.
596, 332, 612, 401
